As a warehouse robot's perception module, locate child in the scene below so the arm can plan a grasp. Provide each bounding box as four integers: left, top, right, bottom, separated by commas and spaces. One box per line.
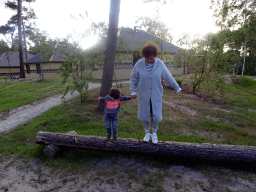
99, 88, 132, 143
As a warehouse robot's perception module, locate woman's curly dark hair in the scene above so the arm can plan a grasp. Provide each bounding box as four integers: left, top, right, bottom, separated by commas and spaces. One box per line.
140, 41, 159, 58
109, 88, 120, 100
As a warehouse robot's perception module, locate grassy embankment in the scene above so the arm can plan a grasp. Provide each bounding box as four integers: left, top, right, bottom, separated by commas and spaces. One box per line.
0, 79, 65, 113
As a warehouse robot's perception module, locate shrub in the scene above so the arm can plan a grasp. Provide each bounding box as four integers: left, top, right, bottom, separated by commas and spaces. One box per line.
230, 75, 239, 84
175, 78, 184, 86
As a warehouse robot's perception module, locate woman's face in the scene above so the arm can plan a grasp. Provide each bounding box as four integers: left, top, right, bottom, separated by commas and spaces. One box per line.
145, 55, 155, 64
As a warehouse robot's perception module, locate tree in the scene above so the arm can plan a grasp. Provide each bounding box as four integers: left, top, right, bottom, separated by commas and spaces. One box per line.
2, 0, 37, 78
98, 0, 121, 111
135, 16, 173, 60
56, 43, 94, 103
211, 0, 256, 75
17, 0, 25, 78
136, 16, 173, 43
175, 32, 228, 94
0, 24, 16, 51
25, 27, 55, 55
0, 39, 10, 53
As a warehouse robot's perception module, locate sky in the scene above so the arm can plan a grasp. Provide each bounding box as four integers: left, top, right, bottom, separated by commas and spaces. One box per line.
0, 0, 220, 49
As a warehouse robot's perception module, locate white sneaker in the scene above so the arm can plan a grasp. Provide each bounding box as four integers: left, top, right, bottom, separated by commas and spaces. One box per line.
143, 133, 151, 142
152, 133, 158, 144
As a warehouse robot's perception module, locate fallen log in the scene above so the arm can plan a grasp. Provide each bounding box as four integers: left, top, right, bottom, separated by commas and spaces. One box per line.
36, 131, 256, 162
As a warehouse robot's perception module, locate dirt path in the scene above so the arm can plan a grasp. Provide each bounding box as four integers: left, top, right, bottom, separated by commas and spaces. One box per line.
0, 83, 101, 134
1, 156, 256, 192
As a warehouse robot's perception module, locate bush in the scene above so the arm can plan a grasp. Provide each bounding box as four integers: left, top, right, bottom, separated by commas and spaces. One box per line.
230, 75, 239, 84
175, 78, 184, 86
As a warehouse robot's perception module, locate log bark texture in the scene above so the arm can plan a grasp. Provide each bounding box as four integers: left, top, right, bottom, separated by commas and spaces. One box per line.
36, 131, 256, 162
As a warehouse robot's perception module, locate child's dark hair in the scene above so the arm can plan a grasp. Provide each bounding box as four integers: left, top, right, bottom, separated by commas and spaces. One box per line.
109, 88, 120, 99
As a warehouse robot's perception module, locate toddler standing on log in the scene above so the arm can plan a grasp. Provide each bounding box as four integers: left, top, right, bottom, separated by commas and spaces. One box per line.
99, 88, 132, 143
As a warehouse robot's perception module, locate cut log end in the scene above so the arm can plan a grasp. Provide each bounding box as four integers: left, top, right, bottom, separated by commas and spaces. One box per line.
43, 144, 61, 157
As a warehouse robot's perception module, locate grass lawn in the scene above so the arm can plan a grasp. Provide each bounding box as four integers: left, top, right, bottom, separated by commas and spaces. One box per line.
0, 79, 65, 113
0, 75, 256, 172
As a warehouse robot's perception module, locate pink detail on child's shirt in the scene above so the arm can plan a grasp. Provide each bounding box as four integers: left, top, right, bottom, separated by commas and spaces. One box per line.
105, 100, 120, 109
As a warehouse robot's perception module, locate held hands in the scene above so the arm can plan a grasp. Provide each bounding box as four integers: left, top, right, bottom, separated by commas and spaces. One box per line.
131, 95, 137, 99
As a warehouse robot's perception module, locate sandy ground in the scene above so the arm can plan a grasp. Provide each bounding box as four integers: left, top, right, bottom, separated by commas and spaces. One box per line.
1, 156, 256, 192
1, 79, 256, 191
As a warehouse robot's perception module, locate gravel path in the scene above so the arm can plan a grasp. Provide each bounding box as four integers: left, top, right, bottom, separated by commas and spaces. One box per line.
0, 82, 101, 134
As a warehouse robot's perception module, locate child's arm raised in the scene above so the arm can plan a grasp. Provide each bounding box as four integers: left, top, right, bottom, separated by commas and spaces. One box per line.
99, 97, 105, 102
119, 96, 132, 101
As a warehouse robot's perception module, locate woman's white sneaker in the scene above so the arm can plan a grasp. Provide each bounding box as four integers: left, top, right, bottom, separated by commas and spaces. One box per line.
152, 133, 158, 144
143, 133, 151, 142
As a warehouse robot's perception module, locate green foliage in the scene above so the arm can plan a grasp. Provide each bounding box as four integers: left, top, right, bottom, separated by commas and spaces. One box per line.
1, 0, 37, 51
0, 40, 10, 53
175, 32, 225, 94
211, 0, 256, 75
136, 16, 173, 43
56, 44, 94, 103
27, 28, 56, 55
174, 78, 183, 86
230, 74, 239, 84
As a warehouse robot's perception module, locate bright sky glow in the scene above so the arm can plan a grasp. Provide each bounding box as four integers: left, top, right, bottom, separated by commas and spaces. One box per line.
0, 0, 220, 50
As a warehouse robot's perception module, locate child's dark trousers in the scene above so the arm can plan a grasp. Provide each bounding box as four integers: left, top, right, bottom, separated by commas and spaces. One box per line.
105, 113, 118, 141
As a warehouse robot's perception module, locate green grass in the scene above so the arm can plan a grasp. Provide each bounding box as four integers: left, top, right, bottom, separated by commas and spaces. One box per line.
0, 79, 65, 113
0, 76, 9, 79
0, 75, 256, 172
200, 76, 256, 109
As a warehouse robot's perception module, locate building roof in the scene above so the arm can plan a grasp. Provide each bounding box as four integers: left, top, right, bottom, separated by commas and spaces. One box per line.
87, 27, 180, 54
24, 44, 75, 64
0, 51, 34, 67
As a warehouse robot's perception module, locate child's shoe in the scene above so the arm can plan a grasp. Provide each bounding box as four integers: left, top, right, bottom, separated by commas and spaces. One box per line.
113, 135, 118, 143
143, 133, 151, 142
152, 133, 158, 144
106, 135, 111, 141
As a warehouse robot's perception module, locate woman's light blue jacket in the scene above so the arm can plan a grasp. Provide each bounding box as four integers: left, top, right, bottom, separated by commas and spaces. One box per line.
130, 58, 181, 123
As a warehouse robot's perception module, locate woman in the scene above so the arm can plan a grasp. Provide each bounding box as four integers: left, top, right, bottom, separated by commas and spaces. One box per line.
130, 42, 181, 144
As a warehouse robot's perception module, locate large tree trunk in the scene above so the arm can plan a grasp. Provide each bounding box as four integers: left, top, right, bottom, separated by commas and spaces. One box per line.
18, 0, 25, 78
36, 131, 256, 162
98, 0, 121, 111
22, 19, 28, 61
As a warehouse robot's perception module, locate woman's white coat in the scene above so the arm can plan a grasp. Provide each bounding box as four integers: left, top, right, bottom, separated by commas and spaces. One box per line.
130, 58, 181, 123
